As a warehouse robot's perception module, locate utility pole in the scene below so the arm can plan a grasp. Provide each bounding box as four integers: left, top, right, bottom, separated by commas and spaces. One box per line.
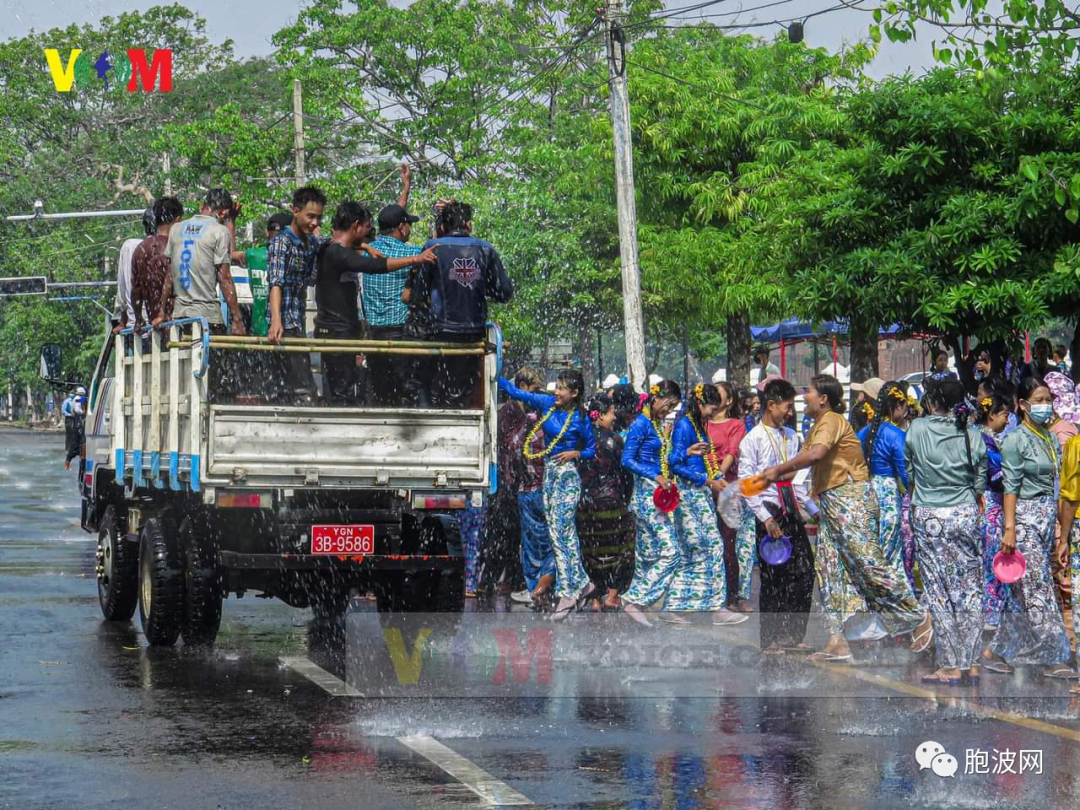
604, 0, 647, 391
163, 152, 172, 196
293, 79, 306, 187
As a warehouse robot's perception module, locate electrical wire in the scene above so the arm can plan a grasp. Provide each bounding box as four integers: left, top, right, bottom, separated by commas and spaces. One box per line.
624, 58, 768, 110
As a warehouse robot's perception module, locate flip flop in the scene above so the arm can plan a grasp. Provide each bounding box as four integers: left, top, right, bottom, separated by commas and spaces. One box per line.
982, 659, 1013, 674
1044, 667, 1080, 680
809, 651, 852, 662
910, 626, 934, 654
921, 674, 961, 685
659, 613, 693, 625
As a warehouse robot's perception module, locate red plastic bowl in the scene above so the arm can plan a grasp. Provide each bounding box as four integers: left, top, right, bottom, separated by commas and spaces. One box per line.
653, 484, 680, 513
992, 551, 1026, 584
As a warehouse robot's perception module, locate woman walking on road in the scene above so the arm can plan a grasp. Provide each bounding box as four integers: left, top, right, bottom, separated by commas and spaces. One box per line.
975, 387, 1015, 630
982, 377, 1074, 679
857, 382, 911, 583
707, 382, 752, 612
498, 369, 598, 620
667, 384, 747, 626
762, 375, 933, 653
905, 379, 988, 685
620, 380, 684, 627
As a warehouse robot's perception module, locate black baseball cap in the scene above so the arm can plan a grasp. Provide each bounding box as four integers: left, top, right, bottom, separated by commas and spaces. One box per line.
378, 204, 420, 231
267, 212, 292, 233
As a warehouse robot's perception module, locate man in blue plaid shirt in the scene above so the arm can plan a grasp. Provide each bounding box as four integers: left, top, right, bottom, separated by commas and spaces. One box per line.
267, 186, 329, 404
365, 192, 427, 405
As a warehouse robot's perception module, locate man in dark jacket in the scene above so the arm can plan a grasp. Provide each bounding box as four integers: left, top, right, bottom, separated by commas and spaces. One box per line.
419, 201, 513, 407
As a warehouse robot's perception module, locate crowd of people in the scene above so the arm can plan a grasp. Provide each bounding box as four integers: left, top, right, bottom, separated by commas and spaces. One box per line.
471, 355, 1080, 692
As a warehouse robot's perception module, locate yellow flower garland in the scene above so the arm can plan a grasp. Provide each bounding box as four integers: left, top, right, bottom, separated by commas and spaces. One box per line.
691, 418, 721, 481
651, 417, 672, 479
522, 406, 573, 460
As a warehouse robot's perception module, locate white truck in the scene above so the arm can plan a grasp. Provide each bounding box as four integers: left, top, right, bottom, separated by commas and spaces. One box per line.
42, 269, 502, 646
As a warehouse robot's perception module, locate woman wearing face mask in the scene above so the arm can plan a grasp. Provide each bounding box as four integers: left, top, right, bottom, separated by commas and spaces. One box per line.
667, 383, 747, 626
763, 375, 932, 653
905, 380, 988, 685
975, 388, 1016, 631
982, 377, 1074, 678
620, 380, 685, 626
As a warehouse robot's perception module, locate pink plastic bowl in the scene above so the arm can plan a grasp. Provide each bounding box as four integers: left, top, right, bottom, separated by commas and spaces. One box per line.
992, 551, 1027, 584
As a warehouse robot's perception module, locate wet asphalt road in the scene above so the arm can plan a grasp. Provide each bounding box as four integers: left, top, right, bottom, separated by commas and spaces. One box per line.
3, 425, 1080, 809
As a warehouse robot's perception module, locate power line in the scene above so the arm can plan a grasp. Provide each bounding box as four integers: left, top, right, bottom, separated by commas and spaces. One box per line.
624, 58, 767, 110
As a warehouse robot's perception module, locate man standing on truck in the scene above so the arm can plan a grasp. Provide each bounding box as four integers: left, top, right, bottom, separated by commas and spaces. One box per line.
113, 208, 155, 333
420, 201, 513, 408
315, 201, 438, 405
266, 186, 330, 405
131, 196, 183, 327
155, 189, 247, 394
360, 163, 425, 405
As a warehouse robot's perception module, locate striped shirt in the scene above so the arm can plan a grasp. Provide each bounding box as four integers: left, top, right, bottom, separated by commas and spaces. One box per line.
363, 235, 421, 326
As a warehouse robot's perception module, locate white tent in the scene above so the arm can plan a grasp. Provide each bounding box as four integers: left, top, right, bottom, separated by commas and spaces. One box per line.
820, 362, 850, 383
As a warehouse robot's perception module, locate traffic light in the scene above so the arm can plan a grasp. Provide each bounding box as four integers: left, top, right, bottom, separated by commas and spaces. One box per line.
0, 276, 47, 296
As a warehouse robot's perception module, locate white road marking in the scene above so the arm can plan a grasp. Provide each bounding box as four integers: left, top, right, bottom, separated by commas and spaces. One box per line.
280, 656, 363, 697
281, 656, 533, 806
396, 735, 533, 807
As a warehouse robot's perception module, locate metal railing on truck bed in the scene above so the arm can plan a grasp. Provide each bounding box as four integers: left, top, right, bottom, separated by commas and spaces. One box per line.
111, 318, 501, 496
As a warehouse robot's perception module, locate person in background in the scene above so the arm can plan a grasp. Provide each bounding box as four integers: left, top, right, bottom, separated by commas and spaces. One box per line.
849, 377, 884, 434
577, 393, 636, 612
737, 378, 817, 653
982, 376, 1074, 679
763, 375, 933, 654
929, 349, 958, 381
422, 202, 514, 408
1054, 345, 1070, 375
1057, 432, 1080, 694
978, 374, 1019, 437
905, 379, 987, 686
62, 387, 86, 471
754, 345, 781, 381
740, 388, 761, 432
501, 368, 554, 609
1022, 337, 1056, 381
857, 382, 910, 584
266, 186, 328, 404
668, 383, 745, 626
708, 381, 752, 612
314, 202, 437, 405
1044, 371, 1079, 636
620, 380, 684, 627
498, 369, 597, 619
611, 383, 643, 439
114, 208, 153, 333
975, 386, 1015, 631
131, 197, 183, 328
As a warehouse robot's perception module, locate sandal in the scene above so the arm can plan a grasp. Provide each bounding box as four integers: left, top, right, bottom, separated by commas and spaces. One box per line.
659, 613, 693, 625
809, 651, 852, 662
921, 673, 961, 685
1044, 667, 1079, 680
910, 622, 934, 654
982, 657, 1013, 674
622, 602, 653, 627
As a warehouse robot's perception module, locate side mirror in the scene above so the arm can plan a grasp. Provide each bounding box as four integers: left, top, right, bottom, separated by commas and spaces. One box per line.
40, 343, 62, 382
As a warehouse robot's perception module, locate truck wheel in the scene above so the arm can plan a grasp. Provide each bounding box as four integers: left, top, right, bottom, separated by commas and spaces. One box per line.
180, 516, 222, 646
96, 505, 138, 621
138, 515, 184, 646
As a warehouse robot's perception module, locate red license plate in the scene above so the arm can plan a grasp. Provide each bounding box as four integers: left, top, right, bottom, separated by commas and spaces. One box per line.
311, 525, 375, 555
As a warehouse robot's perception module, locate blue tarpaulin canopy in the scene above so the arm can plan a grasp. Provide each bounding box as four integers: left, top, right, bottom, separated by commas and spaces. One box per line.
750, 319, 903, 343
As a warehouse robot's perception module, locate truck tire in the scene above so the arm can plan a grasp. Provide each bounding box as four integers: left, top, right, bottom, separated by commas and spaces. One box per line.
180, 516, 222, 646
138, 515, 184, 646
96, 505, 138, 621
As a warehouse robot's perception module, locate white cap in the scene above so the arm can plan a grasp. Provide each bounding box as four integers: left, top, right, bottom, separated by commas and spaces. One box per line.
648, 373, 663, 388
76, 386, 87, 395
602, 374, 620, 389
711, 368, 726, 383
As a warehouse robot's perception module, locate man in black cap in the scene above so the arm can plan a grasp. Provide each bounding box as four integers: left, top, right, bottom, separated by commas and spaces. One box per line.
265, 211, 292, 242
364, 183, 426, 405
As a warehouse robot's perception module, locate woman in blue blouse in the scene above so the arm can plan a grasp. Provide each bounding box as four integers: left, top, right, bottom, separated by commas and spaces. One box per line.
857, 382, 911, 581
668, 384, 748, 626
498, 369, 597, 620
975, 388, 1014, 630
620, 379, 683, 626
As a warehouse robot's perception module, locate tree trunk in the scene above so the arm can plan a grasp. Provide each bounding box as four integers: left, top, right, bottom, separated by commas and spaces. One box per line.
579, 319, 595, 392
682, 325, 690, 390
726, 312, 752, 389
1071, 323, 1080, 385
848, 318, 878, 383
